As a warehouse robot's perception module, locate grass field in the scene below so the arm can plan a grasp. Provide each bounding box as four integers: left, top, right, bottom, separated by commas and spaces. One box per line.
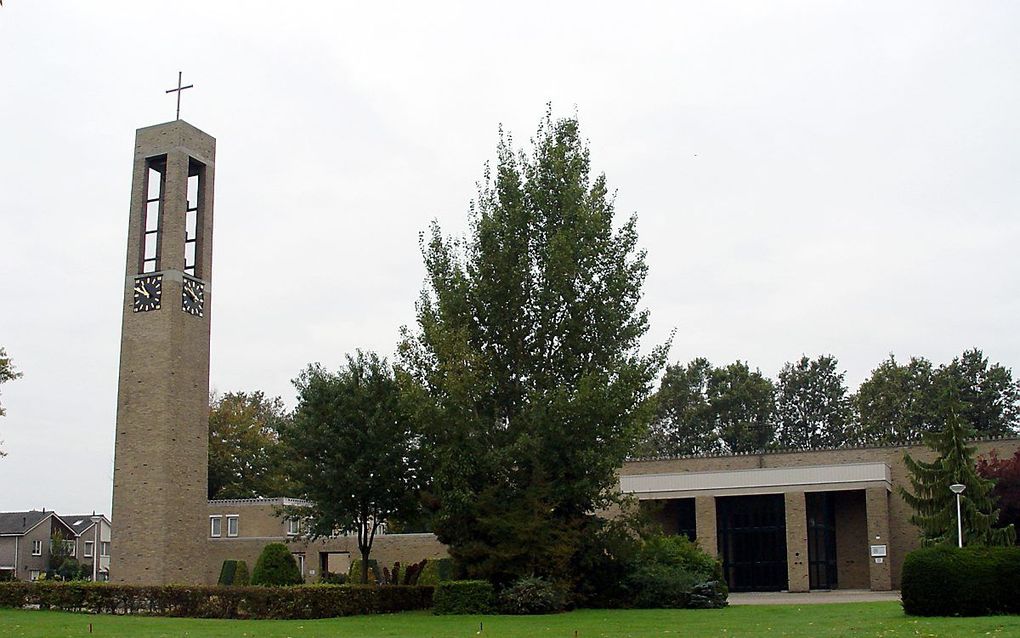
3, 602, 1020, 638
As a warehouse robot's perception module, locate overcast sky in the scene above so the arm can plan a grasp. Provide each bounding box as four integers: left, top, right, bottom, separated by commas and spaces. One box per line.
2, 2, 1019, 515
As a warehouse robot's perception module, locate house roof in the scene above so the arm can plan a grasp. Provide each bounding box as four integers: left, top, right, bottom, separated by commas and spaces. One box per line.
59, 514, 108, 536
0, 511, 51, 535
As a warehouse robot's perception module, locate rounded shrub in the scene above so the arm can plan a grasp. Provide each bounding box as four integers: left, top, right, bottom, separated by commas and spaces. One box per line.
251, 543, 303, 586
623, 535, 727, 609
497, 576, 568, 614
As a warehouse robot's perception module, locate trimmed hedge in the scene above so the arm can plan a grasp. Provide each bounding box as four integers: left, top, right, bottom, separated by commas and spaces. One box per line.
433, 580, 494, 615
902, 545, 1020, 616
252, 543, 303, 586
217, 560, 250, 586
0, 582, 433, 619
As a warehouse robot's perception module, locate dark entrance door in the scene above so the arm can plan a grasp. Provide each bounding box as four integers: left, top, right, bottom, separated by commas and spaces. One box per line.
716, 494, 788, 592
807, 492, 839, 589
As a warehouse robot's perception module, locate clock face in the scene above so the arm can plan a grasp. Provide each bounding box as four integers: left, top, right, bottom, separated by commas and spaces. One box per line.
132, 275, 162, 312
182, 277, 205, 317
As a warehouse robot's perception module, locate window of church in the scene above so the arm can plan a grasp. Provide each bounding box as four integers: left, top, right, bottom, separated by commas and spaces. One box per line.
141, 156, 166, 273
209, 515, 222, 538
226, 515, 239, 537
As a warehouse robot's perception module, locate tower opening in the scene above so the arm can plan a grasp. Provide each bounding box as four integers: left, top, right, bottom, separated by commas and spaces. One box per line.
141, 156, 167, 274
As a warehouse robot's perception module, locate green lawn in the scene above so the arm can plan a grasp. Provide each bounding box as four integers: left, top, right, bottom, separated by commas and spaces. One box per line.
2, 603, 1019, 638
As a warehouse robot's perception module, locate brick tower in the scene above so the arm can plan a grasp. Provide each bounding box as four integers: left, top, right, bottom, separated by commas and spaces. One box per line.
110, 120, 215, 584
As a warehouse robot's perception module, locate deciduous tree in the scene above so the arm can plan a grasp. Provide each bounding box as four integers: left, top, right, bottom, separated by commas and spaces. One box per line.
208, 391, 295, 499
774, 355, 852, 449
976, 449, 1020, 532
399, 111, 665, 585
644, 358, 717, 456
283, 351, 422, 584
710, 361, 775, 454
936, 348, 1020, 438
0, 347, 22, 458
853, 355, 938, 444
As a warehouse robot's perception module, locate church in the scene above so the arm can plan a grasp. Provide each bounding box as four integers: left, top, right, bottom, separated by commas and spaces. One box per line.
108, 115, 1020, 590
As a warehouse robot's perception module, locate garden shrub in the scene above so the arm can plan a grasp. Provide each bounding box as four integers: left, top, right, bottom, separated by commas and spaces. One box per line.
251, 543, 303, 586
348, 559, 379, 584
233, 560, 250, 586
571, 517, 642, 608
0, 582, 434, 619
418, 557, 453, 585
497, 576, 568, 614
320, 571, 348, 585
902, 545, 1020, 616
623, 535, 727, 609
433, 580, 494, 615
218, 560, 238, 586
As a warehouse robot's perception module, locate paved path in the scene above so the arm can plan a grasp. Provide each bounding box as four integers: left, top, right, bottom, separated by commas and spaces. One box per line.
728, 590, 901, 605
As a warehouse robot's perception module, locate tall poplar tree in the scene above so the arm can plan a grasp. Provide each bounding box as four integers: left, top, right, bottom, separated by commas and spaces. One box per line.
399, 112, 666, 584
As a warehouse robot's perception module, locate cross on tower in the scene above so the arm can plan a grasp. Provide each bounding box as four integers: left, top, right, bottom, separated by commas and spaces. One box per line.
165, 71, 194, 120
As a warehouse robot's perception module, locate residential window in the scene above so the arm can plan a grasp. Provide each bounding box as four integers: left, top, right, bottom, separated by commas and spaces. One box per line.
226, 515, 239, 537
30, 570, 41, 581
210, 516, 222, 538
84, 541, 94, 558
292, 553, 305, 576
32, 540, 42, 556
63, 540, 76, 557
100, 542, 110, 557
287, 519, 300, 536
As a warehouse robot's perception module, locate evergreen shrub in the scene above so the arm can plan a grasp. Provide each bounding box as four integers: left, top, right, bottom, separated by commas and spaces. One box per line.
902, 545, 1020, 616
251, 543, 303, 586
623, 535, 727, 609
497, 576, 567, 614
0, 582, 433, 618
418, 558, 453, 585
433, 580, 494, 615
348, 559, 379, 584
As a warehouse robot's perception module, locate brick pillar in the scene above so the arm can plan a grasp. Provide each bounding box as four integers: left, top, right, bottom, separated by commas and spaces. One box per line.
865, 487, 892, 591
694, 496, 717, 558
785, 491, 809, 592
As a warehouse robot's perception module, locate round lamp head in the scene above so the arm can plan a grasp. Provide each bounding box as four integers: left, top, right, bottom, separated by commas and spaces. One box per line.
950, 483, 966, 494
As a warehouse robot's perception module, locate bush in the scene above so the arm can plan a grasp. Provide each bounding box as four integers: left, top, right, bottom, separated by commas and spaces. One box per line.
0, 582, 434, 619
251, 544, 303, 586
902, 545, 1020, 616
348, 559, 379, 584
218, 560, 250, 586
497, 576, 568, 614
418, 558, 453, 586
320, 571, 348, 585
623, 535, 727, 609
571, 517, 643, 607
433, 580, 494, 615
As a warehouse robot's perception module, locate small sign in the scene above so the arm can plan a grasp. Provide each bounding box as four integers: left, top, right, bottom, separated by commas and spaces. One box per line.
870, 544, 888, 557
875, 557, 884, 564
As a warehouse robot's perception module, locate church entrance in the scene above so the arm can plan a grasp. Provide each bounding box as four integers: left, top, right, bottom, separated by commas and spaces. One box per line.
807, 492, 839, 589
716, 494, 788, 592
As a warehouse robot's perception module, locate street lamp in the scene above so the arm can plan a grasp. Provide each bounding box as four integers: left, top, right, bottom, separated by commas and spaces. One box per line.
90, 516, 102, 582
950, 484, 966, 548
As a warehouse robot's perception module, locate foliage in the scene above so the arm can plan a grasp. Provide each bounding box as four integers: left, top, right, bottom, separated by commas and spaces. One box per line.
208, 391, 295, 500
55, 558, 90, 582
569, 511, 646, 607
644, 358, 717, 456
417, 558, 454, 586
936, 348, 1020, 438
774, 355, 852, 449
251, 544, 303, 586
0, 347, 21, 457
977, 449, 1020, 530
623, 535, 726, 609
900, 388, 1016, 546
0, 582, 434, 619
710, 361, 775, 454
217, 560, 250, 586
497, 576, 568, 615
432, 580, 494, 615
284, 351, 422, 584
398, 111, 666, 585
853, 355, 938, 444
348, 559, 379, 584
48, 531, 71, 572
901, 545, 1020, 616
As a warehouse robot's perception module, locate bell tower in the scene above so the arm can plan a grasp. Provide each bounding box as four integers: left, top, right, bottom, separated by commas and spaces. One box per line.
110, 119, 215, 584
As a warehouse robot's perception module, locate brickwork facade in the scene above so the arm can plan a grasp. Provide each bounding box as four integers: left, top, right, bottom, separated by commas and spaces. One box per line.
111, 120, 216, 585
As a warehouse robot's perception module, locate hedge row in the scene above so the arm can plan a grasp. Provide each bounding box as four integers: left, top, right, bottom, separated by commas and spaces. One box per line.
902, 545, 1020, 616
0, 582, 433, 619
433, 580, 494, 615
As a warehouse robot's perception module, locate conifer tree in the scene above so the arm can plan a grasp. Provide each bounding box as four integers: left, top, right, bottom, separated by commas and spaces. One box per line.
900, 386, 1016, 546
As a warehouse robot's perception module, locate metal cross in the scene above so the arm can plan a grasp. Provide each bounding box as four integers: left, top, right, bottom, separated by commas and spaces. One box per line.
165, 71, 194, 120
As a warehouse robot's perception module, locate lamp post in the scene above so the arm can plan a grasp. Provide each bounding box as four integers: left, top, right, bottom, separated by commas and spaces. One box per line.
90, 516, 101, 582
950, 484, 966, 548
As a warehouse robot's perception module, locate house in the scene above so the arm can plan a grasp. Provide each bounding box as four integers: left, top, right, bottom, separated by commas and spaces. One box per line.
0, 510, 76, 581
60, 514, 112, 581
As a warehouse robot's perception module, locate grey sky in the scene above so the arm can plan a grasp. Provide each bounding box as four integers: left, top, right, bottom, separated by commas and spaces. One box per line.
2, 2, 1018, 515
